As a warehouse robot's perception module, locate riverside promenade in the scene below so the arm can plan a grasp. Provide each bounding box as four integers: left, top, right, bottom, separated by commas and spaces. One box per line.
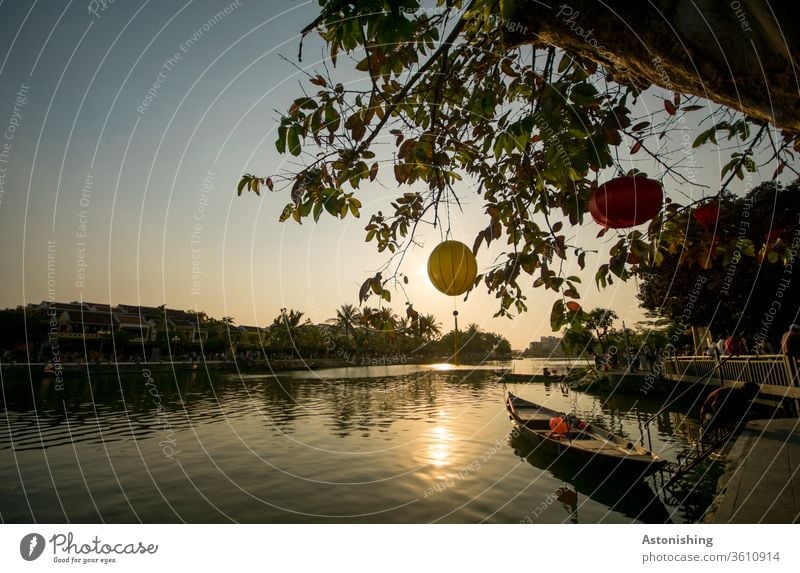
663, 354, 800, 402
705, 417, 800, 523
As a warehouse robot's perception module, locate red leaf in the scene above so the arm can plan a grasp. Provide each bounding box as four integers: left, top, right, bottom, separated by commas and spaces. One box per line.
664, 100, 676, 115
631, 141, 642, 155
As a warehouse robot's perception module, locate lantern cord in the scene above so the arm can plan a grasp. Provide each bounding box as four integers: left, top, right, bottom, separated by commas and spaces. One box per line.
452, 297, 461, 366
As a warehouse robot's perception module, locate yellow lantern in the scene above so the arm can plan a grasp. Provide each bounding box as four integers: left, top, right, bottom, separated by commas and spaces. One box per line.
427, 240, 477, 296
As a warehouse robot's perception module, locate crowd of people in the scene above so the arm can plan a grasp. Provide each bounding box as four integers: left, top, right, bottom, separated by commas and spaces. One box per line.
584, 325, 800, 375
701, 324, 800, 359
590, 346, 657, 373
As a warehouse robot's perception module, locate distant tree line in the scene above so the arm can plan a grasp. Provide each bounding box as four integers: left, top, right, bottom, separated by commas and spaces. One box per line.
0, 303, 512, 364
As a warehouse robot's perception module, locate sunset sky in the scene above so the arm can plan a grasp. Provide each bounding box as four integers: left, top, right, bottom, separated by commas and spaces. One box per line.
0, 0, 773, 348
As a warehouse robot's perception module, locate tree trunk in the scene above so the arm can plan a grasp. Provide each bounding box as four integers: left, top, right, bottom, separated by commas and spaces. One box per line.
501, 0, 800, 133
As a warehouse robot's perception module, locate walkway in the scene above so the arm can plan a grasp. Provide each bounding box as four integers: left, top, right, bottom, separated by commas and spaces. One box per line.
705, 418, 800, 523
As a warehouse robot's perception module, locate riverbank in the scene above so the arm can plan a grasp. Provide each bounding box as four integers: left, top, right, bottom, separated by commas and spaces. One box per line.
0, 356, 520, 377
0, 357, 416, 376
703, 417, 800, 523
569, 369, 672, 394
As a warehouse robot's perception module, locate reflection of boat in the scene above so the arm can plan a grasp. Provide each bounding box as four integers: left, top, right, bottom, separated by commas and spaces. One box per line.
509, 433, 672, 523
506, 393, 667, 478
494, 371, 567, 383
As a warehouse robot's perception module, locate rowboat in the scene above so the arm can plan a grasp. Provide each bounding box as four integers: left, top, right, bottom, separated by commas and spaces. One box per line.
506, 393, 667, 478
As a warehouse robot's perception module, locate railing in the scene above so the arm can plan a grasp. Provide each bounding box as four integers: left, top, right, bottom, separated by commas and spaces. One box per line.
663, 354, 800, 391
663, 356, 717, 379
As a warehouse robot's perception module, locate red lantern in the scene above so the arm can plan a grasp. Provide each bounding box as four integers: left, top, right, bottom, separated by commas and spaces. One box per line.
588, 176, 663, 229
693, 203, 720, 230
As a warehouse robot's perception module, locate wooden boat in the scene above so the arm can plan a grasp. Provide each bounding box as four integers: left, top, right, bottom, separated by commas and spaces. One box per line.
506, 393, 667, 478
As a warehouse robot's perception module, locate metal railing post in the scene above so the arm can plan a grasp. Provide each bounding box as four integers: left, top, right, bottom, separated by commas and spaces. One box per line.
786, 355, 799, 387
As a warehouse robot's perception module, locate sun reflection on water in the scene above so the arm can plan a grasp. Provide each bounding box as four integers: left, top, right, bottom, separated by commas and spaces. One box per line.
428, 425, 451, 468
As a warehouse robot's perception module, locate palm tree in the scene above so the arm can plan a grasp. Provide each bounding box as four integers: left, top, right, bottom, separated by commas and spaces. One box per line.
359, 306, 376, 327
374, 308, 398, 332
462, 322, 482, 356
419, 313, 442, 341
395, 316, 411, 340
329, 304, 360, 339
270, 308, 305, 354
377, 308, 399, 349
273, 308, 304, 329
360, 306, 395, 332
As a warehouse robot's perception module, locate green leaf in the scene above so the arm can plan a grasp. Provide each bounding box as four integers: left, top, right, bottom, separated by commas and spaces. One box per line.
355, 56, 371, 72
693, 127, 717, 148
325, 103, 340, 133
278, 203, 294, 222
237, 176, 248, 196
276, 125, 287, 154
287, 126, 301, 156
493, 134, 505, 160
549, 299, 565, 331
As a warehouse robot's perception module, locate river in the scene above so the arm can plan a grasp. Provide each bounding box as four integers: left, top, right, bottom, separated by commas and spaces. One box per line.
0, 360, 721, 523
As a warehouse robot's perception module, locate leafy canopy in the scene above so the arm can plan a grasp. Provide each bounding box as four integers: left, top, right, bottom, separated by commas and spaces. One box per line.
636, 180, 800, 342
238, 0, 799, 330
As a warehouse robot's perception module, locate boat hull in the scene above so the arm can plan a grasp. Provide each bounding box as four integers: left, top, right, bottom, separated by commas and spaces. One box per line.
506, 393, 667, 479
509, 433, 672, 523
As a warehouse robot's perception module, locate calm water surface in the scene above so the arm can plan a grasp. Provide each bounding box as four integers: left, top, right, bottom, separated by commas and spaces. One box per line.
0, 361, 721, 523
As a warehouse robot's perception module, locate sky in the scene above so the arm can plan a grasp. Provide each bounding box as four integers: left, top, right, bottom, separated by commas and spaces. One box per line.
0, 0, 779, 349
